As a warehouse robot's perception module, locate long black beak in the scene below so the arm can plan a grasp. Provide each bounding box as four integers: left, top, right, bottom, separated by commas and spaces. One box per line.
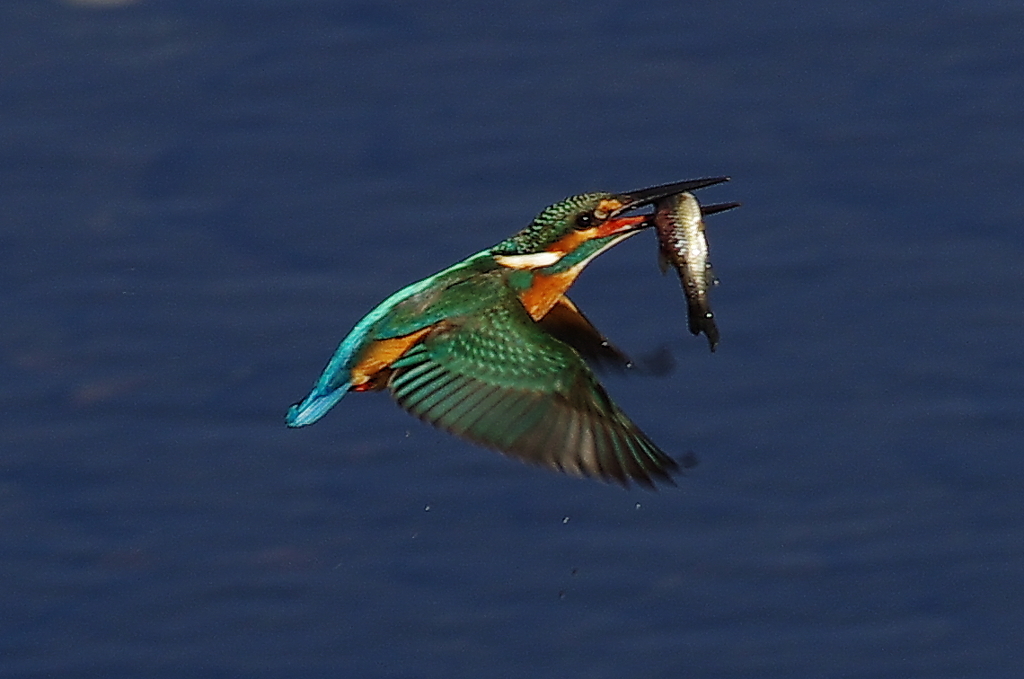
611, 176, 730, 216
700, 201, 741, 216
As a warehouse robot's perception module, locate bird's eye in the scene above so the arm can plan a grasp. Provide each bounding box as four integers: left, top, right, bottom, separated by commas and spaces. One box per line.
574, 212, 595, 230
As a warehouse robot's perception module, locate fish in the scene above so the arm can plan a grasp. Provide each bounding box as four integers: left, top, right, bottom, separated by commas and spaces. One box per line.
653, 192, 736, 352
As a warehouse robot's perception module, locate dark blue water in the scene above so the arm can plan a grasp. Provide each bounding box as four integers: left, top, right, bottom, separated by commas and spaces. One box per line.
3, 1, 1023, 677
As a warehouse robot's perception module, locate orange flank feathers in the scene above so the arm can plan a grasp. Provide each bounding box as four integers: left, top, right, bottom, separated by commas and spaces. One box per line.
349, 327, 433, 390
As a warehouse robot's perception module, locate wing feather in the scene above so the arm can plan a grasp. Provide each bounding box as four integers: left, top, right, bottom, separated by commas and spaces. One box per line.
388, 298, 679, 487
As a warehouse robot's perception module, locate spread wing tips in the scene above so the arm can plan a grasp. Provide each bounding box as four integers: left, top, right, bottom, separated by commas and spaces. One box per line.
392, 371, 679, 488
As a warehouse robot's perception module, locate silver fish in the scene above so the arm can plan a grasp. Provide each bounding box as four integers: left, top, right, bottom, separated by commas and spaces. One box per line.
654, 191, 720, 352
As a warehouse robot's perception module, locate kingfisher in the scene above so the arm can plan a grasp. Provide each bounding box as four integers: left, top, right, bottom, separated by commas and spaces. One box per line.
287, 177, 733, 487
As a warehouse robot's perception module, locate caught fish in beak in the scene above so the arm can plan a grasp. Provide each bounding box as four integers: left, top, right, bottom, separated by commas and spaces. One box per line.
654, 192, 739, 352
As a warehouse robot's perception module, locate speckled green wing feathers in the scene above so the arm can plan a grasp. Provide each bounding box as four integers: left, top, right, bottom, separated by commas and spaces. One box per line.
387, 300, 678, 487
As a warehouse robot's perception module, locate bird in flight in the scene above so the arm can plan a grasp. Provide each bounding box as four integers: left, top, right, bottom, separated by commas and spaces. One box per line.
287, 177, 735, 487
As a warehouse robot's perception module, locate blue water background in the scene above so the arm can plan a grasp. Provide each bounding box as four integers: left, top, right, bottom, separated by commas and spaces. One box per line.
2, 1, 1023, 676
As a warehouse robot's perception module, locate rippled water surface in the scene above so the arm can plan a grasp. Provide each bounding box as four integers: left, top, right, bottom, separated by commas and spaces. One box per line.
2, 1, 1023, 677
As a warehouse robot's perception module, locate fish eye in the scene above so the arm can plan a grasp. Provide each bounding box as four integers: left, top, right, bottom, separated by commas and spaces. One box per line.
574, 212, 596, 230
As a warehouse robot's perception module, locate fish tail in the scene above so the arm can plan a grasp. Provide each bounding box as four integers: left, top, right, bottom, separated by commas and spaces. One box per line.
687, 298, 720, 352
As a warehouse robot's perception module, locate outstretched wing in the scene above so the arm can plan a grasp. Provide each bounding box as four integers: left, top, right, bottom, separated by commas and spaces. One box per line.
535, 296, 634, 372
387, 298, 678, 487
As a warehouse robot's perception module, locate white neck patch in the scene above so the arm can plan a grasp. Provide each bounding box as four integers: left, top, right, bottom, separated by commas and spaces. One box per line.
493, 251, 564, 270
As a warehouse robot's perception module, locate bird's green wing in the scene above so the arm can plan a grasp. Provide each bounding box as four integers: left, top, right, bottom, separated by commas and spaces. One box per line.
387, 298, 678, 487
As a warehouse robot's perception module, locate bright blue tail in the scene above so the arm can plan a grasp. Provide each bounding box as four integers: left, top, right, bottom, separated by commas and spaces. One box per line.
285, 386, 350, 427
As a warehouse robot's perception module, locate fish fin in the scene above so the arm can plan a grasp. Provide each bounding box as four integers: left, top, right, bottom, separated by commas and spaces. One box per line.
657, 249, 672, 274
706, 262, 720, 287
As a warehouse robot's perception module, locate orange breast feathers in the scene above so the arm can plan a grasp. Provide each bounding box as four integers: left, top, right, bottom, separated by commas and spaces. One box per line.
348, 326, 433, 391
516, 230, 597, 320
518, 269, 582, 321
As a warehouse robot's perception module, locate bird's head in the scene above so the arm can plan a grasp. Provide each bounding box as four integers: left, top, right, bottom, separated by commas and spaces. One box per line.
491, 177, 730, 274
